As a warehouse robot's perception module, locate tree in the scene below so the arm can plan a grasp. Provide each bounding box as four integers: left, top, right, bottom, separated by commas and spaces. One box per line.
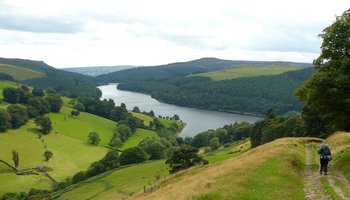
12, 150, 19, 168
2, 87, 20, 103
100, 150, 120, 169
173, 114, 180, 121
43, 150, 53, 161
132, 106, 140, 113
7, 105, 28, 128
73, 102, 85, 112
115, 124, 132, 142
27, 97, 50, 116
119, 147, 148, 165
32, 87, 45, 97
71, 110, 80, 117
296, 9, 350, 133
209, 137, 220, 150
88, 132, 100, 145
165, 145, 207, 173
45, 95, 63, 113
34, 116, 52, 134
0, 109, 11, 132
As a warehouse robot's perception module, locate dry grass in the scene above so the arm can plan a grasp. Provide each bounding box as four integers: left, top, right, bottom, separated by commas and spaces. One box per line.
130, 138, 305, 200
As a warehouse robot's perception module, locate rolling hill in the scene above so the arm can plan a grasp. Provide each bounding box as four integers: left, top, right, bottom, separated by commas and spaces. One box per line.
63, 66, 136, 76
0, 57, 101, 98
96, 57, 312, 83
0, 64, 45, 81
51, 133, 350, 200
193, 64, 300, 81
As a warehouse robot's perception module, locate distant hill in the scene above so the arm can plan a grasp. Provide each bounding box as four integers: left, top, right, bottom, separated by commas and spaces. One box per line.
193, 64, 301, 81
118, 68, 315, 115
0, 57, 101, 97
63, 65, 136, 76
0, 64, 45, 81
96, 57, 312, 83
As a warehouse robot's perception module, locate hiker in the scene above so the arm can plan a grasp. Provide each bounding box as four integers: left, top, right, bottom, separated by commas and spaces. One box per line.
317, 141, 332, 175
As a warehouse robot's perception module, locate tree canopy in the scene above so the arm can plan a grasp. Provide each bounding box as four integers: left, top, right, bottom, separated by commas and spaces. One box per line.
296, 9, 350, 134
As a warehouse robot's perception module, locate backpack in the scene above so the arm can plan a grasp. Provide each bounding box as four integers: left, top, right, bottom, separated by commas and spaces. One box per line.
326, 155, 332, 161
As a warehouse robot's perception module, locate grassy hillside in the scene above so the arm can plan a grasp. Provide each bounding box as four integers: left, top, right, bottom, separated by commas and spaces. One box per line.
131, 112, 153, 126
120, 129, 159, 151
52, 138, 303, 200
194, 64, 299, 81
0, 64, 46, 80
0, 120, 108, 194
47, 106, 116, 147
133, 137, 306, 200
327, 132, 350, 181
0, 57, 101, 98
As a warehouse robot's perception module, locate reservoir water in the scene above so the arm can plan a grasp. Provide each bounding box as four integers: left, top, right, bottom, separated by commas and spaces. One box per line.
99, 84, 261, 137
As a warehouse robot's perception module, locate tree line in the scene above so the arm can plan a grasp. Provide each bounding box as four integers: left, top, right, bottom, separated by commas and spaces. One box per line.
0, 85, 62, 134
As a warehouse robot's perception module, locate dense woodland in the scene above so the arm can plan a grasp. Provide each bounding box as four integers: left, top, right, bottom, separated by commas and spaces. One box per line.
96, 57, 310, 83
118, 68, 315, 115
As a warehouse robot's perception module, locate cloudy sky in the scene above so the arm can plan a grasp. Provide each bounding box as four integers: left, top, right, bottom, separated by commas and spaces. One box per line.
0, 0, 349, 68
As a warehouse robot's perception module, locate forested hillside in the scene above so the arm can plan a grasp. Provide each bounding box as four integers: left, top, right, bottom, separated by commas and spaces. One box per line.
118, 68, 315, 115
96, 57, 311, 83
0, 58, 101, 98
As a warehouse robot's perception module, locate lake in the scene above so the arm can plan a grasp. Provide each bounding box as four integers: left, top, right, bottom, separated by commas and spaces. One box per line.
99, 84, 261, 137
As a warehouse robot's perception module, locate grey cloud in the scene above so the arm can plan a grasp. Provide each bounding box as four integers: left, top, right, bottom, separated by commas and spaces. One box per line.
0, 14, 84, 33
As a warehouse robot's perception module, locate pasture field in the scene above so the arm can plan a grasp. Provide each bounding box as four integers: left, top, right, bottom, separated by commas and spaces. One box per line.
194, 64, 299, 81
120, 129, 159, 151
47, 106, 116, 146
0, 120, 108, 195
131, 112, 153, 126
54, 161, 168, 200
0, 64, 45, 81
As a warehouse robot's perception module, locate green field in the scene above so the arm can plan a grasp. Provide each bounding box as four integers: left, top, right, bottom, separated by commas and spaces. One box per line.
0, 120, 108, 194
131, 112, 153, 126
120, 129, 159, 151
47, 106, 116, 147
194, 64, 299, 81
55, 160, 168, 199
0, 64, 46, 81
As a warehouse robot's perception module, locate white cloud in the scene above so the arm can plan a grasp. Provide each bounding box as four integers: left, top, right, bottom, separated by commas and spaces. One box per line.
0, 0, 349, 67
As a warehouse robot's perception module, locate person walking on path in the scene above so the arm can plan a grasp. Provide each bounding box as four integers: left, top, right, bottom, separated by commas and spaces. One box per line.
318, 141, 332, 175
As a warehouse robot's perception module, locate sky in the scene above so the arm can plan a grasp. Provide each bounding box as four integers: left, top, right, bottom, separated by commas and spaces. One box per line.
0, 0, 349, 68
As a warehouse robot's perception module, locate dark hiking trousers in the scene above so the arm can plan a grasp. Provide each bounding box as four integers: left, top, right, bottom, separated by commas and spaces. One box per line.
320, 156, 329, 174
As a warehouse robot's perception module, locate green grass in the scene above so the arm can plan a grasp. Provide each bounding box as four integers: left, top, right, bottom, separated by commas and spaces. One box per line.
47, 106, 116, 147
327, 132, 350, 181
0, 120, 108, 195
0, 64, 45, 80
320, 177, 342, 200
0, 80, 19, 100
159, 118, 185, 133
55, 161, 168, 200
194, 64, 299, 81
120, 129, 159, 150
132, 112, 153, 126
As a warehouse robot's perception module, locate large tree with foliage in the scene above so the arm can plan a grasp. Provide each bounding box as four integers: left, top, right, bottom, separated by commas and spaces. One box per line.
165, 145, 207, 173
0, 109, 11, 132
7, 105, 28, 128
119, 147, 148, 165
34, 116, 52, 134
45, 95, 63, 113
88, 132, 101, 145
296, 9, 350, 134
